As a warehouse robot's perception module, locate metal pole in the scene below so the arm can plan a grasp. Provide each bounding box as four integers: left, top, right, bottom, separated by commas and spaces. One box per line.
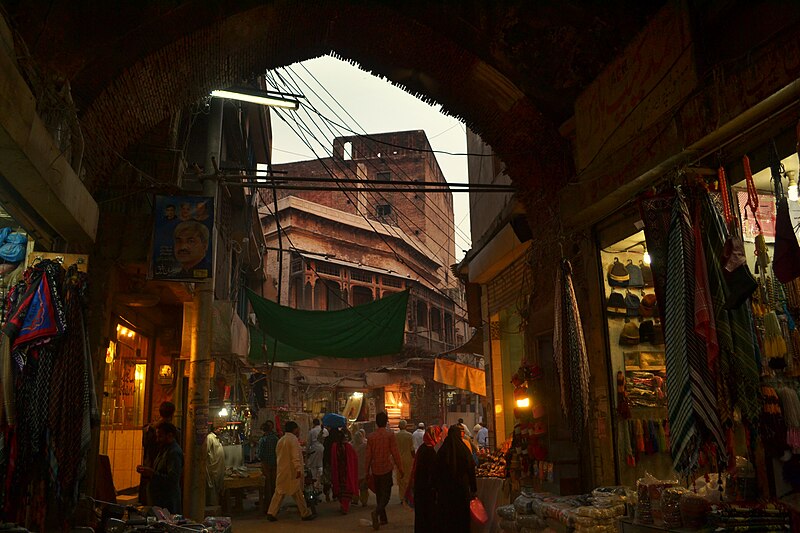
184, 97, 223, 519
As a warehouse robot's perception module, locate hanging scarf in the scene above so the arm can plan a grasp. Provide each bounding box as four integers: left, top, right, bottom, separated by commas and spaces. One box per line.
664, 192, 725, 476
700, 193, 761, 427
553, 259, 590, 442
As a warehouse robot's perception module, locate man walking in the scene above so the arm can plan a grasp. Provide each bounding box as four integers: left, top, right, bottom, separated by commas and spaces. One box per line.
477, 422, 490, 449
258, 420, 280, 513
395, 420, 414, 505
137, 422, 183, 513
266, 421, 316, 522
412, 422, 425, 452
366, 411, 403, 530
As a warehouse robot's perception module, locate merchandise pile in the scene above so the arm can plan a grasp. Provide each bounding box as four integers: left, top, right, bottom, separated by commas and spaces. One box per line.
496, 487, 627, 533
476, 448, 507, 478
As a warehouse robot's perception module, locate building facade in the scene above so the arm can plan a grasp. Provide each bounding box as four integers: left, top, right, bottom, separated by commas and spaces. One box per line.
260, 131, 470, 427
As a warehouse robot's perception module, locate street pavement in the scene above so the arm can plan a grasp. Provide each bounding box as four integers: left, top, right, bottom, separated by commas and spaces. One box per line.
231, 485, 415, 532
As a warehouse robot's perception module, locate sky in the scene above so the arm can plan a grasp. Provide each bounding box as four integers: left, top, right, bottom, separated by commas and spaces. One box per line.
267, 55, 472, 260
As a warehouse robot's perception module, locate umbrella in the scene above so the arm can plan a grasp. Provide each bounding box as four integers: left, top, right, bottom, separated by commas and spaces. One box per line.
322, 412, 347, 428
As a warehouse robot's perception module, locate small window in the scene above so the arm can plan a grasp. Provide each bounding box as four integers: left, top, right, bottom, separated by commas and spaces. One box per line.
377, 172, 391, 181
376, 204, 392, 217
343, 141, 353, 161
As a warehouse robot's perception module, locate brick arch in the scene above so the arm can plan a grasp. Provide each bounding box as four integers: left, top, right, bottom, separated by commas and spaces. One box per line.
79, 3, 569, 194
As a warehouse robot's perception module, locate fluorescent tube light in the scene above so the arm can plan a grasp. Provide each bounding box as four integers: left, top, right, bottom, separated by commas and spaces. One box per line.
211, 88, 300, 109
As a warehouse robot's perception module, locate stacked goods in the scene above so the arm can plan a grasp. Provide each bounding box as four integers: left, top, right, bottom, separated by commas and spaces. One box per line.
662, 487, 687, 528
679, 492, 710, 529
499, 490, 628, 533
635, 473, 677, 525
476, 448, 508, 478
708, 503, 790, 531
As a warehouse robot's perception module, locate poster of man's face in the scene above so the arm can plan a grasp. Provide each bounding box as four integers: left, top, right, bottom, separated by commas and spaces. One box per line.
151, 195, 214, 281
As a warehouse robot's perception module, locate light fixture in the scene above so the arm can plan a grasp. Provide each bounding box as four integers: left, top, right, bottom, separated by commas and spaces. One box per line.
788, 171, 799, 202
352, 392, 363, 399
515, 397, 530, 408
218, 407, 229, 417
211, 87, 300, 110
642, 244, 652, 265
397, 401, 403, 408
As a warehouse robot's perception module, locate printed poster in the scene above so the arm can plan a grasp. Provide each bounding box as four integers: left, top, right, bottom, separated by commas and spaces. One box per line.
151, 195, 214, 281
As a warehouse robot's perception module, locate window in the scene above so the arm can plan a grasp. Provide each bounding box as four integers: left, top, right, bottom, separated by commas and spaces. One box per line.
314, 261, 340, 277
352, 286, 374, 306
376, 204, 392, 217
351, 269, 373, 283
343, 141, 353, 161
382, 276, 403, 288
377, 172, 391, 181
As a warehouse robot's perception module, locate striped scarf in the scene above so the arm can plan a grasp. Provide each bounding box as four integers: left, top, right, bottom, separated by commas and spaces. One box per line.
553, 260, 591, 442
700, 194, 761, 426
665, 193, 726, 476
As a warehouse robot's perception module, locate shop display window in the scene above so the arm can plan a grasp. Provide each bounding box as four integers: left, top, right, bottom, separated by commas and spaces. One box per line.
600, 230, 673, 487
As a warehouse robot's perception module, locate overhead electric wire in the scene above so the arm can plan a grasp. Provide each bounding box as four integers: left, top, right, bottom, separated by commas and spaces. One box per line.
284, 64, 475, 249
276, 71, 476, 267
269, 102, 474, 321
267, 88, 459, 280
266, 68, 458, 264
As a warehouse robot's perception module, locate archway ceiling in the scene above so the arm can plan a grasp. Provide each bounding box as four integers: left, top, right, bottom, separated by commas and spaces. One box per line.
7, 1, 661, 195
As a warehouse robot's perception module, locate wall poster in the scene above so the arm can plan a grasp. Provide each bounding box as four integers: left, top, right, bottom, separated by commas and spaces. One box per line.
150, 195, 214, 281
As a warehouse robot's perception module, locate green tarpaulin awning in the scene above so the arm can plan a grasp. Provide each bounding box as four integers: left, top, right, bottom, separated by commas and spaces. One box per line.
246, 288, 409, 363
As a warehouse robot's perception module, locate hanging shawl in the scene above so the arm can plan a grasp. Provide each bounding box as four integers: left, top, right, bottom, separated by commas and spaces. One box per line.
700, 193, 761, 427
664, 192, 726, 476
553, 259, 591, 442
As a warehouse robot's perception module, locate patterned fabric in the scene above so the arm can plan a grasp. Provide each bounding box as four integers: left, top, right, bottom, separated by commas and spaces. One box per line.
553, 260, 591, 442
366, 427, 402, 476
664, 193, 725, 475
700, 194, 761, 426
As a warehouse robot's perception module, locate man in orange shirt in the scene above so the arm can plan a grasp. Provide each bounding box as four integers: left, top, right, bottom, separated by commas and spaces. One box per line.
366, 411, 404, 531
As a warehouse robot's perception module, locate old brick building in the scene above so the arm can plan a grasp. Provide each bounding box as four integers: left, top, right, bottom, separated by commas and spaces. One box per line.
260, 130, 469, 426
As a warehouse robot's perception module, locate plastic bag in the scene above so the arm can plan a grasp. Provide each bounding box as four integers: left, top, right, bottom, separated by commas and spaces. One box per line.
471, 497, 489, 525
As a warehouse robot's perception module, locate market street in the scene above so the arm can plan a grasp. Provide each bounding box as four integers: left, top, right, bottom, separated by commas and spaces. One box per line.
231, 486, 414, 532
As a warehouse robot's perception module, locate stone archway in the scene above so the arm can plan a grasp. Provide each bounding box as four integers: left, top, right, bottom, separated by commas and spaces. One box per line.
59, 3, 571, 195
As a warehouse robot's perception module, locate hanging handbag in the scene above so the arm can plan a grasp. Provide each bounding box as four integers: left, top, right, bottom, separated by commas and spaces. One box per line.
772, 146, 800, 283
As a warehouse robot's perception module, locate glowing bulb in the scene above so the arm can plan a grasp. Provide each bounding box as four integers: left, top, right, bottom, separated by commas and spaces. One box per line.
397, 401, 403, 408
643, 251, 651, 265
352, 392, 363, 399
789, 172, 799, 202
128, 330, 134, 338
219, 407, 229, 417
516, 397, 530, 408
495, 404, 503, 414
119, 326, 127, 336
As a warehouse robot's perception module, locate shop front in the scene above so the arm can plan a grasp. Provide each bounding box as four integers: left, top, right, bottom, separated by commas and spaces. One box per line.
99, 320, 151, 492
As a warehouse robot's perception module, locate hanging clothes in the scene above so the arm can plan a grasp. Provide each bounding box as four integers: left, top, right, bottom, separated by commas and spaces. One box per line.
553, 259, 591, 443
700, 193, 761, 427
664, 192, 726, 476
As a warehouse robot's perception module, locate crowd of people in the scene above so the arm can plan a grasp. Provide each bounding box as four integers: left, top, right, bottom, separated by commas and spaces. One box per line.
135, 401, 489, 532
258, 411, 490, 531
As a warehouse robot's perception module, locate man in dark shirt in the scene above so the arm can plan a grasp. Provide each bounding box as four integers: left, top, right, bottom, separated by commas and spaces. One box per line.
139, 401, 181, 504
258, 420, 280, 513
137, 422, 183, 513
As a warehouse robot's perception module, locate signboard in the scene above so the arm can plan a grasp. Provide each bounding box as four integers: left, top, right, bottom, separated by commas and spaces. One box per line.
150, 195, 214, 281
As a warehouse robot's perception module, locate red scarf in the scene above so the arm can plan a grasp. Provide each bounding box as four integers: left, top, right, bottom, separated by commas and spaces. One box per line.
330, 441, 358, 497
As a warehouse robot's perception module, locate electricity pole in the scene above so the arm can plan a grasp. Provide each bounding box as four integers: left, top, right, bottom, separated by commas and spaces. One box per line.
183, 97, 222, 519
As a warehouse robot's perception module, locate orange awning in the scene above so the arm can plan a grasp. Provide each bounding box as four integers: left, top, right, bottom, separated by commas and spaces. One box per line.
434, 357, 486, 396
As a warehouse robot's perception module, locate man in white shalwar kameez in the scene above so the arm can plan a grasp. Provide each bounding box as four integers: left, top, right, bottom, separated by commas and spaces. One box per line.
205, 427, 226, 506
266, 421, 316, 521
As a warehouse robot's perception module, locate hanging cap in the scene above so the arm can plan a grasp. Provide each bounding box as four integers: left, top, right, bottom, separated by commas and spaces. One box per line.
608, 258, 630, 287
639, 294, 657, 317
619, 322, 640, 345
607, 292, 627, 316
640, 261, 654, 287
625, 293, 641, 317
639, 320, 655, 343
626, 261, 644, 288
